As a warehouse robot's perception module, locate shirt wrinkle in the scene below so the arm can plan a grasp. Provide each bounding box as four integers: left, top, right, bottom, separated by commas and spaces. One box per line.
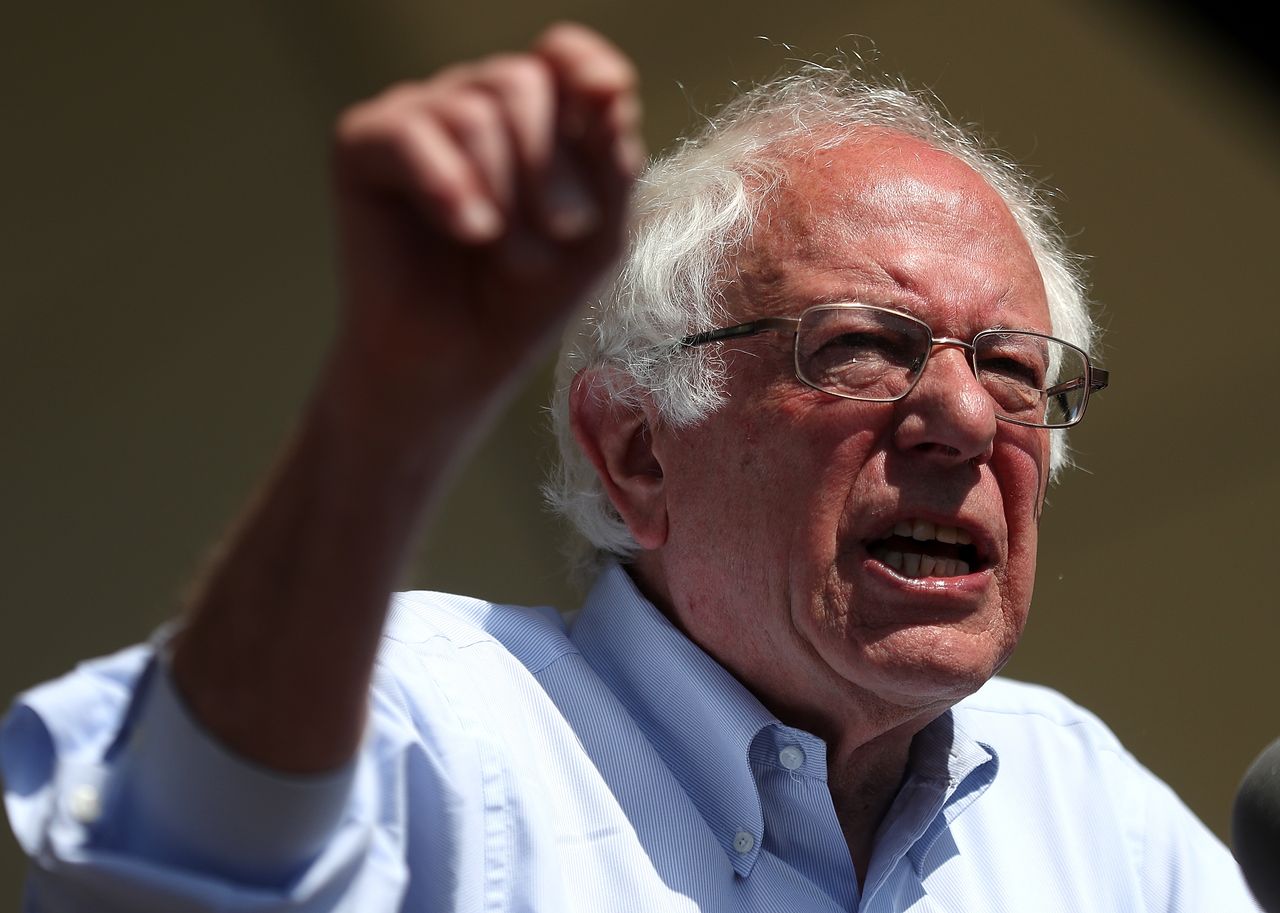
0, 560, 1263, 912
570, 564, 774, 875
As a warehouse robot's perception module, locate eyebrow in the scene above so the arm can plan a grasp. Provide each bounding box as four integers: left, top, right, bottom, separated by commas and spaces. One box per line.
805, 294, 909, 311
824, 292, 1051, 329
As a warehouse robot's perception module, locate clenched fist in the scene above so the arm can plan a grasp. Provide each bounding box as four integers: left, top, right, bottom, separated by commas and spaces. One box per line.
327, 23, 643, 417
170, 27, 643, 773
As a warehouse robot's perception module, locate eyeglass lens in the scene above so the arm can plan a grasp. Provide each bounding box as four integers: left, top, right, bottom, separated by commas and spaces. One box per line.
795, 306, 1091, 427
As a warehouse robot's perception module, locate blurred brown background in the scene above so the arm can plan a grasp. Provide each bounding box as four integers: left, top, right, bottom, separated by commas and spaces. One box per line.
2, 0, 1276, 901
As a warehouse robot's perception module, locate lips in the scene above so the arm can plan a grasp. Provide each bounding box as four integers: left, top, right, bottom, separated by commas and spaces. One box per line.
866, 519, 987, 579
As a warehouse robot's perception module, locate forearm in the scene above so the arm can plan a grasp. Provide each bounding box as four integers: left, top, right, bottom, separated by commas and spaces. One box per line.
168, 22, 638, 777
169, 355, 480, 774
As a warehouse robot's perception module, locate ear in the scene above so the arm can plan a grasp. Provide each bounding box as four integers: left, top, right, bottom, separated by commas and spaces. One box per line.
569, 370, 668, 550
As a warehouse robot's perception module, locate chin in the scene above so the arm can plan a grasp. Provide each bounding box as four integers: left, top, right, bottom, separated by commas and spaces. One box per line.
844, 624, 1017, 709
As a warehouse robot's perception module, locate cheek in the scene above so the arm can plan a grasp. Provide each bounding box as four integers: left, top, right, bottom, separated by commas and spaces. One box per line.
663, 382, 890, 561
659, 414, 787, 561
993, 432, 1049, 611
998, 427, 1050, 519
776, 419, 890, 601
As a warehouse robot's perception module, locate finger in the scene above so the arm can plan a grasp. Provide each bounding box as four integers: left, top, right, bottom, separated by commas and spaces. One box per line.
548, 76, 644, 238
398, 116, 505, 242
470, 55, 556, 182
469, 54, 598, 241
536, 23, 645, 189
534, 22, 637, 101
431, 87, 517, 214
335, 99, 504, 244
582, 85, 647, 190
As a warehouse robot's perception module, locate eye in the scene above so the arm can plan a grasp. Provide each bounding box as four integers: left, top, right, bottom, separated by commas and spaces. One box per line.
975, 333, 1050, 389
826, 331, 891, 355
810, 328, 917, 365
794, 306, 933, 398
978, 354, 1043, 388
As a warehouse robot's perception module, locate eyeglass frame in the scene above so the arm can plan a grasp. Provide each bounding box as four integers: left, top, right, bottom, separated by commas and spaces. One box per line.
678, 302, 1110, 429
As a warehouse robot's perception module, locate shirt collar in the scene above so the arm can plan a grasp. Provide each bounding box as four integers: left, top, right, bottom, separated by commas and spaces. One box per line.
568, 561, 1000, 879
869, 712, 999, 893
569, 562, 776, 873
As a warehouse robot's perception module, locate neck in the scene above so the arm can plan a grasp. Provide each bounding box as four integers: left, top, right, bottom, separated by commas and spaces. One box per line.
824, 727, 918, 883
625, 556, 950, 882
741, 670, 947, 884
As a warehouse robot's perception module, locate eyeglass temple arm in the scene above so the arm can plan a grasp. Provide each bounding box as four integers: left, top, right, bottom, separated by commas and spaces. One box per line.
679, 317, 800, 348
1044, 367, 1110, 397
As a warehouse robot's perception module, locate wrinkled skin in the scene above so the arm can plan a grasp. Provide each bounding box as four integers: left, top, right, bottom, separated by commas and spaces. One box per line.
626, 133, 1052, 759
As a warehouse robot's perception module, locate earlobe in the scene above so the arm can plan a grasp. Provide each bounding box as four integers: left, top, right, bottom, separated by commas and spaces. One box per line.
569, 371, 668, 550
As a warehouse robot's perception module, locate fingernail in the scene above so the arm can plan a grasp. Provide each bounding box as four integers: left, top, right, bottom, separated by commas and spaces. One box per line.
614, 135, 647, 178
459, 200, 503, 241
545, 174, 599, 240
608, 94, 642, 133
577, 61, 628, 93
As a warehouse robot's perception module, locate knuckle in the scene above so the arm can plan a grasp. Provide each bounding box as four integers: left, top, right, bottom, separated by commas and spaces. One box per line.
369, 78, 441, 113
612, 57, 639, 91
335, 110, 397, 153
333, 84, 417, 147
480, 53, 551, 96
534, 20, 585, 52
437, 91, 499, 140
333, 113, 426, 185
592, 54, 637, 93
333, 104, 380, 150
536, 22, 635, 88
381, 78, 427, 100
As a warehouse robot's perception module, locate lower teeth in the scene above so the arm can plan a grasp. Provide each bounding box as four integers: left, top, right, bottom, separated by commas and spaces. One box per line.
876, 550, 970, 578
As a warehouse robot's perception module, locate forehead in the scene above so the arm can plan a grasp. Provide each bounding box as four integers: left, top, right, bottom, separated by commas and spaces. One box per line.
728, 132, 1050, 333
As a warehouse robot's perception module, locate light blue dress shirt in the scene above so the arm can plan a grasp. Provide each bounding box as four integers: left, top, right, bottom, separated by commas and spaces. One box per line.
1, 563, 1262, 911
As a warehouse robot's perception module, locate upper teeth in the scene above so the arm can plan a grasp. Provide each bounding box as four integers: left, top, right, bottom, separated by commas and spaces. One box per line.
872, 519, 977, 578
893, 519, 972, 546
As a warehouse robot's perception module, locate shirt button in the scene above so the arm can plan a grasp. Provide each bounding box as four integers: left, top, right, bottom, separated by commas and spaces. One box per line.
733, 831, 755, 854
779, 745, 805, 770
68, 784, 102, 824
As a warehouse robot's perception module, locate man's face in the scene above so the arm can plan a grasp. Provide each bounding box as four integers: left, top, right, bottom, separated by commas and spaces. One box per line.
646, 133, 1052, 735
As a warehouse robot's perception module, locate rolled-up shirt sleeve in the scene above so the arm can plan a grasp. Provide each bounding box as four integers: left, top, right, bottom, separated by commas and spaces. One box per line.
0, 643, 411, 912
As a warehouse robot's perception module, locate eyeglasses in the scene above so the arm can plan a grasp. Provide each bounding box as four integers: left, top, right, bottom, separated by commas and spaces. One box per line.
679, 303, 1109, 428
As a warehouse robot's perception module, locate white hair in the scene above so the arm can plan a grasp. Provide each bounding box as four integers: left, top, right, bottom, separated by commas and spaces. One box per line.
546, 63, 1097, 574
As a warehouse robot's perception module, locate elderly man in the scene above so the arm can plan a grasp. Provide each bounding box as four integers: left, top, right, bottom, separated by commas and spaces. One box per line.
1, 23, 1261, 913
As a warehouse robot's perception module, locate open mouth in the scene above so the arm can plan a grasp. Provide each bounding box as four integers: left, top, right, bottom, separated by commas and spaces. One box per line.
867, 520, 985, 579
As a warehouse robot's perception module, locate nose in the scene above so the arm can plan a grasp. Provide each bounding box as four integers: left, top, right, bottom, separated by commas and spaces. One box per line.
892, 343, 997, 465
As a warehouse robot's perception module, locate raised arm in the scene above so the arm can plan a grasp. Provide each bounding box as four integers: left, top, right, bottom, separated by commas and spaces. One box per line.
169, 23, 642, 773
